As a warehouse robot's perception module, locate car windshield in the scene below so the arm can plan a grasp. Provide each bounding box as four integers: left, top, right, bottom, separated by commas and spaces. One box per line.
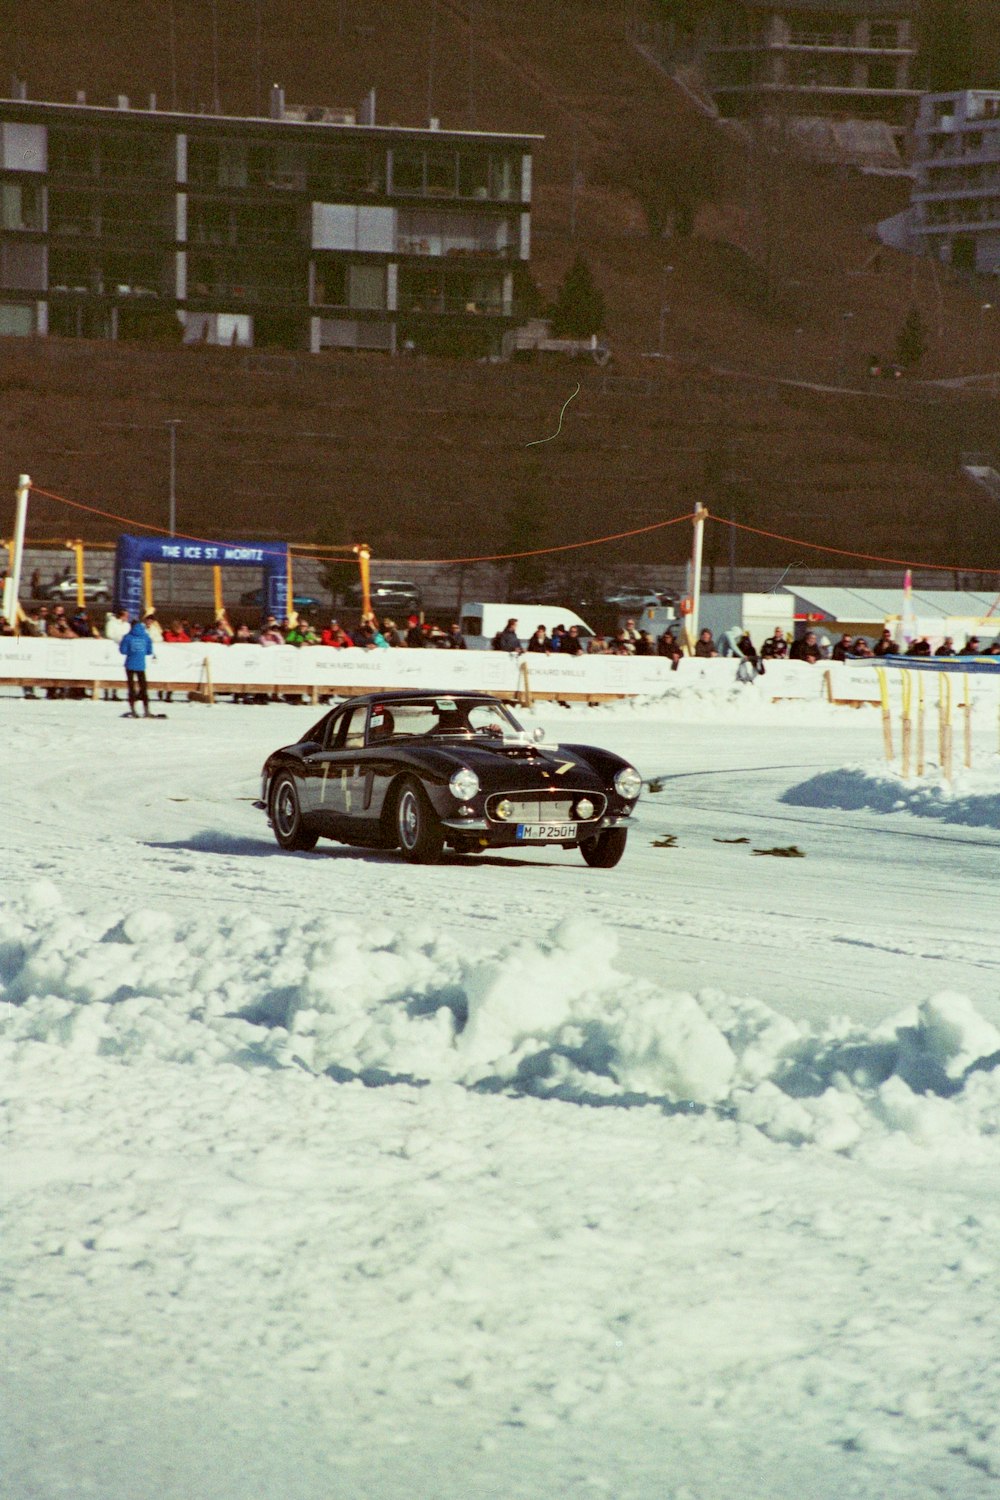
366, 696, 524, 744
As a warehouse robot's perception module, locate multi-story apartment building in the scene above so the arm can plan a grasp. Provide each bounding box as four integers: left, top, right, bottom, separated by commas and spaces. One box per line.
0, 88, 538, 355
685, 0, 920, 137
911, 91, 1000, 275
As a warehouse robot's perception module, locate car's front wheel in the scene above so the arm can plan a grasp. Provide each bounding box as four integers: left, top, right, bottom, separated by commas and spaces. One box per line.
270, 772, 319, 851
395, 777, 444, 864
580, 828, 628, 868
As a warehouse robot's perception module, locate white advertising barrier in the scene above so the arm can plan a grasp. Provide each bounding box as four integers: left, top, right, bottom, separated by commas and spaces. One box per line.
826, 659, 1000, 707
0, 638, 833, 700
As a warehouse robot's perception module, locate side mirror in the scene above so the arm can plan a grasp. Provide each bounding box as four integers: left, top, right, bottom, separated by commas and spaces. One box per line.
533, 726, 545, 743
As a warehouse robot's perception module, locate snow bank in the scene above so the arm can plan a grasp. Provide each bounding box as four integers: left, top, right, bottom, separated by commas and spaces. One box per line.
783, 758, 1000, 828
3, 885, 998, 1157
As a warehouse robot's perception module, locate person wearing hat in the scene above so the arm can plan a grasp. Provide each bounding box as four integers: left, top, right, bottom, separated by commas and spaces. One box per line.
120, 615, 156, 717
405, 613, 426, 648
960, 636, 981, 655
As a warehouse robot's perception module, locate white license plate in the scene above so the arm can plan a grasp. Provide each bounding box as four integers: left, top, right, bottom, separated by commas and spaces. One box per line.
516, 822, 578, 841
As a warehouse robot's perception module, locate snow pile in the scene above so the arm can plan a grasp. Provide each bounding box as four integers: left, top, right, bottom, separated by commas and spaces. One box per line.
3, 884, 998, 1156
783, 758, 1000, 828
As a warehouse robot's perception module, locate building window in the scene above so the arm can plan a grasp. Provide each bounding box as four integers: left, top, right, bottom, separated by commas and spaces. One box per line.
312, 257, 348, 307
312, 203, 395, 252
187, 139, 248, 188
98, 131, 170, 180
869, 22, 900, 49
0, 240, 46, 290
867, 60, 897, 91
1, 180, 44, 230
396, 208, 514, 257
425, 150, 457, 196
1, 122, 47, 171
392, 149, 424, 194
347, 264, 386, 310
48, 129, 97, 177
0, 302, 34, 335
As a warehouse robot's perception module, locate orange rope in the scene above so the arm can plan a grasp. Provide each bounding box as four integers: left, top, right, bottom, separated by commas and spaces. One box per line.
715, 515, 1000, 575
309, 512, 695, 566
28, 484, 229, 547
23, 482, 1000, 576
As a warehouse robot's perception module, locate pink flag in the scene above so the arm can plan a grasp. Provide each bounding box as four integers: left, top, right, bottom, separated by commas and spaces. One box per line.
901, 568, 915, 647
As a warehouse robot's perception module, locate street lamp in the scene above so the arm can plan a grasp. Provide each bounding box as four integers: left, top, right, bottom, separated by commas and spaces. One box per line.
980, 302, 993, 382
838, 310, 854, 387
166, 419, 180, 602
658, 304, 670, 359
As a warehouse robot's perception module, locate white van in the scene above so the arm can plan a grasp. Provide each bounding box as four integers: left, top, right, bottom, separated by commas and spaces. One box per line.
460, 602, 596, 651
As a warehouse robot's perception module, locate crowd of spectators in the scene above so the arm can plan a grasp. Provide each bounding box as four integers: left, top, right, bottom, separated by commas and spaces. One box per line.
6, 600, 998, 669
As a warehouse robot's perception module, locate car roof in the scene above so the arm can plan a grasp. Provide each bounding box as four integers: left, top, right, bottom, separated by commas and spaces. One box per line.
333, 689, 500, 707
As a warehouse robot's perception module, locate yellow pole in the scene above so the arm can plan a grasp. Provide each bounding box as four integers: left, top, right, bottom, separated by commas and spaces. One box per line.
963, 672, 972, 769
213, 564, 223, 617
69, 539, 85, 608
876, 667, 893, 762
285, 549, 297, 627
142, 560, 153, 615
357, 544, 372, 618
916, 673, 925, 778
900, 669, 912, 779
939, 672, 953, 782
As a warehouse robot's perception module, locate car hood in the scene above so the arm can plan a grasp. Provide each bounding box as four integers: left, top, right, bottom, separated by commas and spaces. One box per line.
405, 738, 614, 788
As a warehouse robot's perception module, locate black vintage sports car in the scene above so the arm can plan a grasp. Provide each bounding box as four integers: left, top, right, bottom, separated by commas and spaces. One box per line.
258, 689, 642, 865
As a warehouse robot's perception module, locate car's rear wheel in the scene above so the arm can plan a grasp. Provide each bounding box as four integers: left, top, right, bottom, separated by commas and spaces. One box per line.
395, 777, 444, 864
270, 772, 318, 851
580, 828, 628, 868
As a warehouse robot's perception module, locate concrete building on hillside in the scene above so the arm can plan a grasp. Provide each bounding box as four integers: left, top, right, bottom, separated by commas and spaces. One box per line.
640, 0, 921, 165
911, 90, 1000, 275
0, 87, 538, 355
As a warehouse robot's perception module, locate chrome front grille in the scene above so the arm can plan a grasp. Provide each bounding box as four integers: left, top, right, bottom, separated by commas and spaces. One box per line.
485, 791, 607, 823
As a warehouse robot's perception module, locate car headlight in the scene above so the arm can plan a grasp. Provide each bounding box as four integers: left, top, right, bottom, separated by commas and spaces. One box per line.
449, 767, 480, 801
495, 797, 515, 820
574, 797, 596, 820
614, 766, 642, 801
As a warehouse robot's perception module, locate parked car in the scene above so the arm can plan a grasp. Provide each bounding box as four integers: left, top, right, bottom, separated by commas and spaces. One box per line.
603, 587, 675, 612
239, 587, 321, 611
45, 574, 110, 603
257, 690, 642, 866
345, 579, 422, 614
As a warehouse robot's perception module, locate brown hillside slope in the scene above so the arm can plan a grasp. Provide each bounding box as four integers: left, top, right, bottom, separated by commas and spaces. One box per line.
3, 340, 997, 578
2, 2, 999, 575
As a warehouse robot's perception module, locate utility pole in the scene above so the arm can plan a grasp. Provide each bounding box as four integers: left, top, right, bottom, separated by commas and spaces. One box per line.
427, 0, 438, 124
166, 420, 180, 603
169, 1, 178, 110
254, 0, 264, 115
211, 0, 221, 113
838, 309, 854, 386
2, 474, 30, 628
569, 118, 581, 238
686, 502, 707, 653
467, 0, 477, 131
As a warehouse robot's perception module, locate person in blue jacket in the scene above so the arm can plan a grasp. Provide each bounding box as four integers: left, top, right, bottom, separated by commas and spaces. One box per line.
120, 616, 156, 717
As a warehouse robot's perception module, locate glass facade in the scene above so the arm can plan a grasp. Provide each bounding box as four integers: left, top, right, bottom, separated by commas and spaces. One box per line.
0, 101, 536, 353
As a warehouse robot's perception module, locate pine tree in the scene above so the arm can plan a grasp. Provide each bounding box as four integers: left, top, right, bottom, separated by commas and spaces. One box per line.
550, 255, 606, 337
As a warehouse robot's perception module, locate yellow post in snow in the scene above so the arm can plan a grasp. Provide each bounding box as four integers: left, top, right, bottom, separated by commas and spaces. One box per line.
876, 667, 893, 763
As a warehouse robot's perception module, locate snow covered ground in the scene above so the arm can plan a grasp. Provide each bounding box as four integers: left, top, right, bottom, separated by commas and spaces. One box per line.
3, 681, 999, 1499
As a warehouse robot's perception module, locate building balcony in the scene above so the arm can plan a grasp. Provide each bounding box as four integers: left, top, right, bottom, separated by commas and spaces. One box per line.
186, 281, 307, 307
49, 216, 175, 244
708, 39, 913, 56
